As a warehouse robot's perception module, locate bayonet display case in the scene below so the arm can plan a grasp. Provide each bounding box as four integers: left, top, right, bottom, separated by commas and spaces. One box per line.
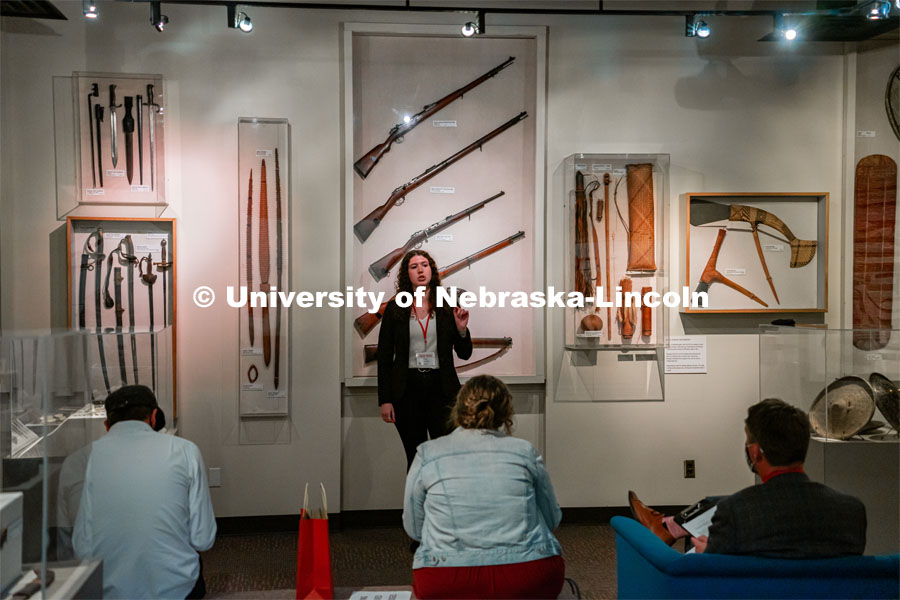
343, 24, 547, 385
65, 217, 176, 412
759, 325, 899, 554
55, 72, 166, 218
685, 193, 828, 313
557, 153, 669, 402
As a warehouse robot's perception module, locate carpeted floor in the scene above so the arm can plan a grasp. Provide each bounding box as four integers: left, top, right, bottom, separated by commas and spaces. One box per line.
203, 522, 617, 599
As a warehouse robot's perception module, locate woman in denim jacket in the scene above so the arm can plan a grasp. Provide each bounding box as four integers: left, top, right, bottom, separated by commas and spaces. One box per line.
402, 375, 565, 599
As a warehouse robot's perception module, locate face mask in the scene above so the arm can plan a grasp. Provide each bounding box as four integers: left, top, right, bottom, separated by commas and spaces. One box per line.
744, 444, 756, 474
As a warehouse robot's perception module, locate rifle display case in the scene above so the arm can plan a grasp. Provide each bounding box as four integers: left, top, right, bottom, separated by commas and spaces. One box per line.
343, 24, 547, 384
54, 72, 167, 218
759, 325, 899, 554
237, 118, 291, 419
65, 217, 176, 412
557, 153, 669, 402
685, 193, 828, 313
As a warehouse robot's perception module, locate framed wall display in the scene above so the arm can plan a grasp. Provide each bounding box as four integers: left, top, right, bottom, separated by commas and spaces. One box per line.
66, 72, 166, 210
238, 118, 290, 417
342, 24, 546, 385
66, 217, 175, 409
685, 193, 827, 313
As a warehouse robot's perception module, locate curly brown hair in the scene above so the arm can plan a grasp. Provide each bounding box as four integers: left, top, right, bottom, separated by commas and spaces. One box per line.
451, 375, 514, 433
396, 250, 441, 311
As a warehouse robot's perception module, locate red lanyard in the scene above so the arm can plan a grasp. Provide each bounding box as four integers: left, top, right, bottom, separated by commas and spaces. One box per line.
415, 312, 431, 344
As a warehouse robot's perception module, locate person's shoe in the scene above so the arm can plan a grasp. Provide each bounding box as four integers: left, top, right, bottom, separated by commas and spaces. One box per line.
628, 490, 676, 546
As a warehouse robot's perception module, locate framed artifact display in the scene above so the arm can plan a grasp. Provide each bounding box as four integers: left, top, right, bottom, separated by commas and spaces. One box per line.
66, 217, 175, 408
237, 118, 291, 416
63, 72, 166, 212
342, 24, 546, 384
563, 154, 669, 349
685, 193, 827, 313
554, 153, 669, 403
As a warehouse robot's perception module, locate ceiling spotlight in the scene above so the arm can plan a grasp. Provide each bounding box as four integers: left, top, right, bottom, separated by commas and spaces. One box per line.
83, 0, 98, 19
227, 4, 253, 33
774, 14, 798, 41
685, 15, 710, 38
866, 0, 892, 20
150, 1, 168, 32
461, 21, 478, 37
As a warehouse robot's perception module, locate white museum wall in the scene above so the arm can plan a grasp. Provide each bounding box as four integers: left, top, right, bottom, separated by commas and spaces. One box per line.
0, 3, 895, 517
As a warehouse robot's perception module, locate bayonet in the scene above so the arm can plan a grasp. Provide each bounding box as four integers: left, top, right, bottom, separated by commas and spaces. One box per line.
108, 84, 120, 168
87, 83, 99, 187
368, 190, 505, 282
136, 95, 144, 185
147, 84, 157, 191
94, 104, 104, 187
139, 254, 157, 391
113, 267, 127, 384
123, 96, 135, 184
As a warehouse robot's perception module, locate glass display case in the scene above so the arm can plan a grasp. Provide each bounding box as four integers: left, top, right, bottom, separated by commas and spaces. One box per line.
555, 153, 669, 401
1, 328, 172, 594
343, 24, 546, 385
759, 325, 899, 553
54, 72, 167, 219
238, 118, 291, 418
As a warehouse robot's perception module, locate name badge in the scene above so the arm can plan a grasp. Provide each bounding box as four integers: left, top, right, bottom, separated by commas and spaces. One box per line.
416, 352, 437, 369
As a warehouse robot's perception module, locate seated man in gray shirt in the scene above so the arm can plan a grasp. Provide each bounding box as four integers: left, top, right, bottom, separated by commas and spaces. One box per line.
74, 385, 216, 598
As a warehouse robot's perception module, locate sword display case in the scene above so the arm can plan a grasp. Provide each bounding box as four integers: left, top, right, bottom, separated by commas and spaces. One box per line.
65, 217, 176, 410
759, 325, 899, 554
343, 24, 547, 385
54, 72, 166, 218
238, 118, 290, 419
685, 193, 828, 313
1, 328, 173, 577
556, 153, 668, 402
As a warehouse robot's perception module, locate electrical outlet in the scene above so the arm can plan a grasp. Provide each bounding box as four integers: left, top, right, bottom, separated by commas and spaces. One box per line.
684, 460, 696, 479
209, 468, 221, 487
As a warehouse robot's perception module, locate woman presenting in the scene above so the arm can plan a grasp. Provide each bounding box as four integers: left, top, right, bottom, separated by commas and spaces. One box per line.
377, 250, 472, 469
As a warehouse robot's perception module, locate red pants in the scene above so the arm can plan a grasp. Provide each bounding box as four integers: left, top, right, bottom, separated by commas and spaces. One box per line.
413, 555, 565, 599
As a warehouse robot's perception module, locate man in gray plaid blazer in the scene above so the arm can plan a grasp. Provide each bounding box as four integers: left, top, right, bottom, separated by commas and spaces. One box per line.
630, 398, 867, 558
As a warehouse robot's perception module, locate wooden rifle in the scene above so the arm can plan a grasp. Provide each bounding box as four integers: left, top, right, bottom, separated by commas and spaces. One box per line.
353, 112, 527, 243
353, 231, 525, 338
368, 190, 504, 282
354, 57, 515, 179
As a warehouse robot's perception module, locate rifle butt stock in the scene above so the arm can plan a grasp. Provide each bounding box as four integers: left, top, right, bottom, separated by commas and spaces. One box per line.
354, 142, 389, 179
368, 246, 406, 282
354, 200, 395, 243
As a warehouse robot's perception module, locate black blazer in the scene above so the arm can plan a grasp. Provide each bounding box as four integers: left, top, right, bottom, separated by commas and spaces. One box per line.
706, 472, 867, 558
376, 301, 473, 406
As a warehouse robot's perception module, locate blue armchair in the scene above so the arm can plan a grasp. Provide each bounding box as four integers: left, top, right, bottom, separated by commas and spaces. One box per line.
611, 516, 900, 599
